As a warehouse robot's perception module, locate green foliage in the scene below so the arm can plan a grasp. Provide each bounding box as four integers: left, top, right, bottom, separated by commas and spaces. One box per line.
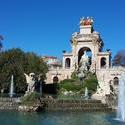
0, 35, 4, 51
0, 48, 48, 93
21, 92, 41, 105
83, 73, 98, 91
59, 79, 83, 92
58, 71, 98, 93
71, 71, 78, 80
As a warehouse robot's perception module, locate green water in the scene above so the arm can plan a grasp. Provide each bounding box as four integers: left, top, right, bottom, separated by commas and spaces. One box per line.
0, 111, 124, 125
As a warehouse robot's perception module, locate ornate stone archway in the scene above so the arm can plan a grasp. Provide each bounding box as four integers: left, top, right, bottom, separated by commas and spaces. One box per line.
113, 77, 119, 85
78, 47, 92, 65
53, 76, 59, 83
100, 57, 106, 68
65, 58, 71, 69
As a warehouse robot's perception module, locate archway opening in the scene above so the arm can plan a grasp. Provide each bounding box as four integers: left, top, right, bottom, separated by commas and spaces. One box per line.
113, 77, 119, 85
78, 47, 92, 67
53, 76, 59, 83
100, 57, 106, 68
65, 58, 71, 68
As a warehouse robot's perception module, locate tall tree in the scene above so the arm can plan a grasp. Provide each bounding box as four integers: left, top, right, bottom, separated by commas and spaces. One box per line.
112, 49, 125, 67
0, 48, 48, 93
0, 35, 4, 51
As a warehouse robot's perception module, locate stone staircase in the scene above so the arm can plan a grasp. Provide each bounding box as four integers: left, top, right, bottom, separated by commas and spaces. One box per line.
44, 99, 112, 112
0, 98, 20, 110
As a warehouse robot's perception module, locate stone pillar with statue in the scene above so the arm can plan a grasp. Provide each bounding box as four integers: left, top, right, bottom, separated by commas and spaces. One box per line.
24, 73, 36, 95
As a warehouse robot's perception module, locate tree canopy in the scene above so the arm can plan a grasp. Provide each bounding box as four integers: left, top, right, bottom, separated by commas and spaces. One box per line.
112, 49, 125, 67
0, 35, 4, 51
0, 48, 48, 93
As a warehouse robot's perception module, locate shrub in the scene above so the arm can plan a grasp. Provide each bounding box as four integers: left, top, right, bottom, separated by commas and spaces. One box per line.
21, 92, 41, 105
71, 71, 79, 80
83, 73, 98, 91
59, 79, 84, 92
58, 71, 98, 93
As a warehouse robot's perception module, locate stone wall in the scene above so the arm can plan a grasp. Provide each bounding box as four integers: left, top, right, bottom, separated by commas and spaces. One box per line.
0, 97, 20, 110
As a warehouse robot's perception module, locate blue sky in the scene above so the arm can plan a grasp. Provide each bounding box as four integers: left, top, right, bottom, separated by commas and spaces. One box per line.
0, 0, 125, 59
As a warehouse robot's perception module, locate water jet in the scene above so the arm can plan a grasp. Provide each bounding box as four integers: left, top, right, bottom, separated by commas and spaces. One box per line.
117, 73, 125, 121
9, 75, 15, 98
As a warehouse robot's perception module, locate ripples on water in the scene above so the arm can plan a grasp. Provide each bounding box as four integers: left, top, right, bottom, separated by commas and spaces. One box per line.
0, 111, 124, 125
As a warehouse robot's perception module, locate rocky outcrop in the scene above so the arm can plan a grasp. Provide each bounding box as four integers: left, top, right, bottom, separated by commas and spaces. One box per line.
18, 98, 46, 112
105, 94, 117, 110
18, 104, 43, 112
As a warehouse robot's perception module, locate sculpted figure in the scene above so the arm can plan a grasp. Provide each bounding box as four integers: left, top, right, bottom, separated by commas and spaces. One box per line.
80, 17, 93, 26
77, 51, 89, 80
79, 51, 89, 71
24, 73, 36, 93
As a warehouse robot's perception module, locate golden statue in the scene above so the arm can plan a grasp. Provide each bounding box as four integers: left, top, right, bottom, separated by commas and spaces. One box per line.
72, 38, 77, 47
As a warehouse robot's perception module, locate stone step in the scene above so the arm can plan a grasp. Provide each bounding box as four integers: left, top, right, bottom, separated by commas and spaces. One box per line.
47, 102, 106, 106
0, 98, 18, 102
44, 99, 111, 112
44, 99, 102, 104
0, 102, 19, 105
47, 104, 108, 107
56, 100, 102, 103
45, 107, 112, 112
47, 102, 108, 105
0, 107, 18, 110
45, 103, 105, 107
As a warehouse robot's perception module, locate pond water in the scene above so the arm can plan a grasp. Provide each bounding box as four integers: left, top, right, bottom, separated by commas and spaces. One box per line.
0, 111, 124, 125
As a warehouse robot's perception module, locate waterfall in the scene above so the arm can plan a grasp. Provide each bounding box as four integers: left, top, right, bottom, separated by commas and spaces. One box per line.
9, 75, 14, 98
117, 73, 125, 121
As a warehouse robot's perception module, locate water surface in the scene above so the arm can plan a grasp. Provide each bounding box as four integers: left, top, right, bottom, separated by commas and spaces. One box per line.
0, 111, 124, 125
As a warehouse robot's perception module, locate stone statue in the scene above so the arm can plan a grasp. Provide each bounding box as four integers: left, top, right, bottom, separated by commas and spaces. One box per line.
24, 73, 36, 93
80, 17, 93, 26
77, 51, 89, 80
92, 82, 106, 103
79, 51, 89, 71
96, 85, 103, 94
